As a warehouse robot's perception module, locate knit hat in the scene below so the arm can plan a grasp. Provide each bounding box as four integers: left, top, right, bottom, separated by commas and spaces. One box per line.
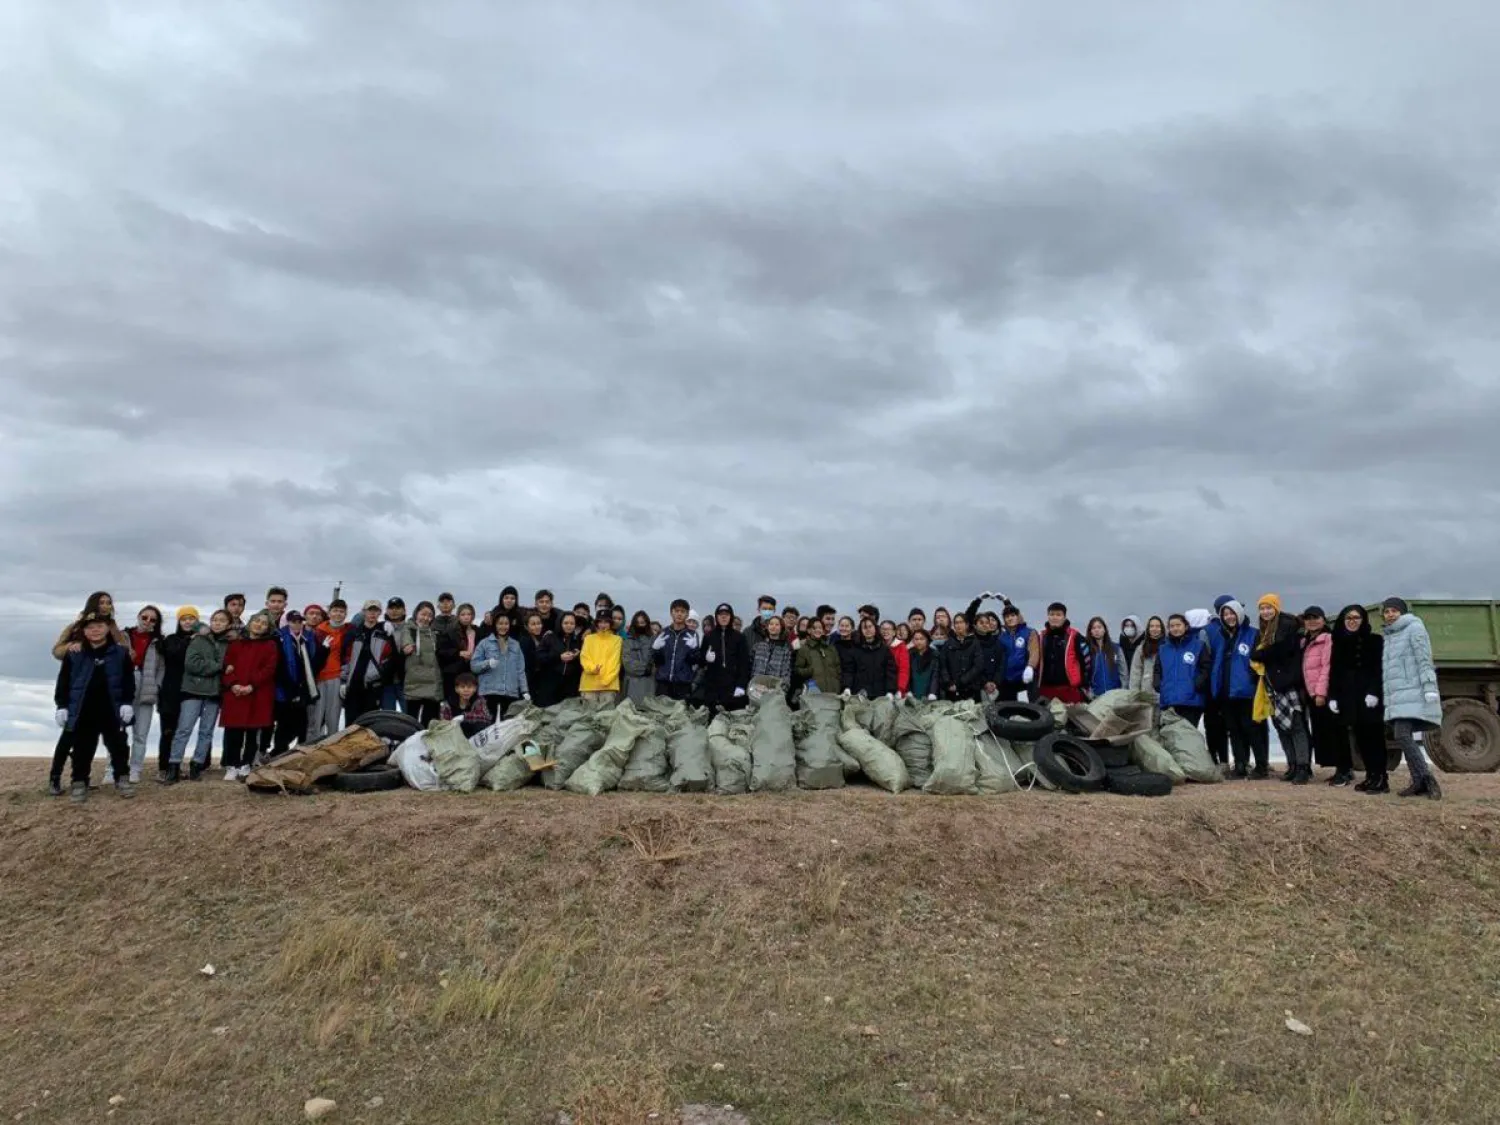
1213, 594, 1236, 612
304, 604, 325, 618
176, 605, 201, 621
1257, 593, 1282, 615
1382, 596, 1410, 615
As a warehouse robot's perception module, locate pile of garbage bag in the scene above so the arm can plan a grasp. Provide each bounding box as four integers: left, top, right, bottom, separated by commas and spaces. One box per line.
348, 688, 1223, 799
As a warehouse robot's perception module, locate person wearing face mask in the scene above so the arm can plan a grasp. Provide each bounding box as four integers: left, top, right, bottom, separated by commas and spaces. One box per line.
1379, 597, 1443, 800
1206, 599, 1264, 778
1118, 616, 1144, 671
699, 603, 751, 713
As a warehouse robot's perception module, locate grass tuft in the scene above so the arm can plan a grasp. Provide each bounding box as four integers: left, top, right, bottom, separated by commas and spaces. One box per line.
431, 935, 575, 1029
272, 915, 396, 993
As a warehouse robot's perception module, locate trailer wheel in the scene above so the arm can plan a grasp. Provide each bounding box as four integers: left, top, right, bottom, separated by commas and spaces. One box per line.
1428, 699, 1500, 773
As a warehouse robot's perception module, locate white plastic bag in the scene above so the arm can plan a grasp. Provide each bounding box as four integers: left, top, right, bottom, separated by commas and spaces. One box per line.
389, 731, 441, 791
468, 716, 538, 774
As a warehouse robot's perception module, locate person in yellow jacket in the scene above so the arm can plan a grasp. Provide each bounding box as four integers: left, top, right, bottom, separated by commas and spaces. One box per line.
579, 610, 623, 698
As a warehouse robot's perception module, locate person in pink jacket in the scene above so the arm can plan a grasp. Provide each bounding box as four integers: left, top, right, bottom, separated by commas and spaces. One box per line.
1299, 607, 1347, 785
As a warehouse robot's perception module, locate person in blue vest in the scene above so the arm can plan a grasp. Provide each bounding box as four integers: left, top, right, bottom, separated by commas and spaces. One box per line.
273, 610, 327, 753
52, 610, 136, 803
1205, 599, 1264, 778
652, 599, 700, 701
1085, 617, 1127, 698
1154, 614, 1211, 726
998, 602, 1040, 701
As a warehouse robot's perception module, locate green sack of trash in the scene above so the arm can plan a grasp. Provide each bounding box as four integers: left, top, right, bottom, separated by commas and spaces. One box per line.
567, 702, 653, 796
749, 691, 797, 792
837, 726, 910, 793
922, 715, 978, 795
482, 749, 537, 792
891, 701, 935, 787
709, 712, 754, 795
1158, 712, 1222, 783
426, 719, 482, 792
1130, 732, 1186, 784
543, 711, 611, 790
792, 695, 846, 790
975, 733, 1025, 794
667, 708, 713, 792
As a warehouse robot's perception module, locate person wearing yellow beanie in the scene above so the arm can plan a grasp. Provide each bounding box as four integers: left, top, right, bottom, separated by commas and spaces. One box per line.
176, 606, 201, 623
1253, 594, 1314, 783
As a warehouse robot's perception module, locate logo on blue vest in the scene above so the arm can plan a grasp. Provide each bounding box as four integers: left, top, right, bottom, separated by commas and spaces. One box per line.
1237, 643, 1250, 656
1183, 652, 1196, 664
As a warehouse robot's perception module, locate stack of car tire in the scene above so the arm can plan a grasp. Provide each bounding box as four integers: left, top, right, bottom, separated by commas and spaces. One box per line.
983, 701, 1172, 797
321, 711, 415, 792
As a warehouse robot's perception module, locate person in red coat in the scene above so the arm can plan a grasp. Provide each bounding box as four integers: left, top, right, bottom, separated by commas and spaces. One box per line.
220, 612, 279, 779
879, 619, 910, 696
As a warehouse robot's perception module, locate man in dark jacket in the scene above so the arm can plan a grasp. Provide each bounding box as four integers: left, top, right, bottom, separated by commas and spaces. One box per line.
342, 601, 393, 724
53, 611, 135, 802
700, 602, 750, 713
652, 599, 700, 700
380, 597, 408, 712
1037, 602, 1092, 704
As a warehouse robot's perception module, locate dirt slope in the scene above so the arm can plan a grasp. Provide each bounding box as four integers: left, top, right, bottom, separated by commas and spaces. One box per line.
2, 760, 1498, 1125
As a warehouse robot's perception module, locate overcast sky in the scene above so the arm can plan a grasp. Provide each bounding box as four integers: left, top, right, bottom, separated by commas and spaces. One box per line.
2, 0, 1498, 750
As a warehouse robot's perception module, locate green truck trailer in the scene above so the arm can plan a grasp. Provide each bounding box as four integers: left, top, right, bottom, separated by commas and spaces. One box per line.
1371, 600, 1500, 773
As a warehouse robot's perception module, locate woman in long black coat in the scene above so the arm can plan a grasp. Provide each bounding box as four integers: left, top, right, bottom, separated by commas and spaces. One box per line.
1329, 604, 1388, 793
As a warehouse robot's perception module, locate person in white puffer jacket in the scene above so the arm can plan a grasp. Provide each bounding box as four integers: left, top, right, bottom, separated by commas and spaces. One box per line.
1379, 596, 1443, 801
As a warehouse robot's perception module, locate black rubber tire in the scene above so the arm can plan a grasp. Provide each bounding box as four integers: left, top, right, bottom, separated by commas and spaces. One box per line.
351, 710, 422, 742
985, 701, 1054, 743
1105, 766, 1173, 797
1092, 741, 1133, 769
1031, 733, 1108, 793
329, 766, 406, 793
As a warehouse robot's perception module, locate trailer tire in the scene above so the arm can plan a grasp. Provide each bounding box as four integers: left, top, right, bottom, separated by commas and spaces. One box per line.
1428, 699, 1500, 773
1031, 733, 1107, 793
984, 702, 1054, 743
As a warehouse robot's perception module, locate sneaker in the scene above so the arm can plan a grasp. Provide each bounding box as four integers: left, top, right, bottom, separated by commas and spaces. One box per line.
128, 769, 142, 784
237, 766, 250, 782
1354, 777, 1373, 792
223, 768, 240, 783
114, 778, 137, 799
1425, 774, 1443, 801
1363, 777, 1390, 795
1327, 771, 1352, 787
103, 770, 115, 785
70, 781, 89, 804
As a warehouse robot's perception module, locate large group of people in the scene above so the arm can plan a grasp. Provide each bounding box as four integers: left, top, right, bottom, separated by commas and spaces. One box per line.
47, 585, 1446, 803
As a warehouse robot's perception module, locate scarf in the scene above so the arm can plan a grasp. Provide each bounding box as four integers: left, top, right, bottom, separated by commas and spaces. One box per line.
129, 630, 152, 669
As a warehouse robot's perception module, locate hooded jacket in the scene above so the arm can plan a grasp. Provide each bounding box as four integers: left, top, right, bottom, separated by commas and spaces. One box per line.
182, 628, 232, 699
54, 637, 133, 731
699, 614, 751, 702
1118, 616, 1144, 671
842, 636, 898, 697
653, 626, 700, 685
397, 620, 443, 702
580, 629, 623, 693
1329, 605, 1383, 720
1381, 612, 1442, 726
1301, 628, 1332, 700
793, 635, 841, 693
342, 622, 394, 692
1206, 600, 1259, 700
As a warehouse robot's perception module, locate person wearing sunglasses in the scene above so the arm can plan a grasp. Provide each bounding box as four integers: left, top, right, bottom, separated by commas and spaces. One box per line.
122, 605, 166, 784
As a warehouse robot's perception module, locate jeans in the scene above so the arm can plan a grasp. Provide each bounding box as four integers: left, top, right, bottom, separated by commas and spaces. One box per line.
1392, 719, 1434, 783
170, 698, 220, 766
381, 683, 406, 713
129, 701, 157, 776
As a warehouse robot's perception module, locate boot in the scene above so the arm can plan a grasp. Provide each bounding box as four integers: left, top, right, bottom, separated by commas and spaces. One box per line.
158, 763, 181, 786
1425, 773, 1443, 801
1280, 766, 1297, 781
1231, 763, 1249, 780
1328, 770, 1353, 787
70, 781, 89, 804
1354, 776, 1373, 792
114, 777, 137, 799
1290, 767, 1311, 785
1363, 776, 1389, 795
1398, 778, 1428, 797
1250, 765, 1270, 780
47, 776, 64, 797
188, 761, 203, 781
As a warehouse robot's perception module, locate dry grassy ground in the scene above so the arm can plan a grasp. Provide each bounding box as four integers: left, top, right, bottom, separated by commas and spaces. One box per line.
2, 760, 1499, 1125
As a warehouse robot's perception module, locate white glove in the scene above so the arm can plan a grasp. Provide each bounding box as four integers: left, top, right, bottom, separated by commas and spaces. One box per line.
684, 633, 699, 649
1364, 694, 1378, 709
1424, 691, 1440, 703
841, 689, 851, 699
1022, 667, 1034, 685
321, 635, 332, 648
705, 649, 716, 664
1328, 700, 1339, 715
488, 658, 499, 670
119, 705, 134, 725
790, 637, 801, 650
979, 591, 995, 600
651, 633, 667, 651
339, 684, 347, 700
1018, 690, 1030, 702
926, 694, 936, 701
522, 693, 531, 702
55, 709, 68, 728
733, 687, 745, 698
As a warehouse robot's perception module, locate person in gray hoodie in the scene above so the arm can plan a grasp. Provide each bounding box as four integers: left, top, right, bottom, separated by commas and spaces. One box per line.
1380, 597, 1443, 800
